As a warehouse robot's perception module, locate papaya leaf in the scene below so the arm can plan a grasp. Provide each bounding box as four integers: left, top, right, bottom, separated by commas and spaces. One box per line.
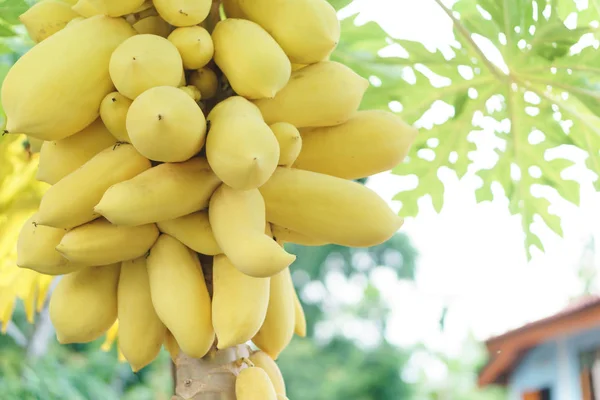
332, 0, 600, 259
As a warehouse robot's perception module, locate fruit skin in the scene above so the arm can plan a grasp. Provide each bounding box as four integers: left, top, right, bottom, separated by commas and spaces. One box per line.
118, 257, 166, 372
153, 0, 211, 27
126, 86, 206, 162
95, 157, 221, 226
27, 136, 43, 153
212, 254, 270, 348
223, 0, 245, 18
238, 0, 340, 64
270, 225, 327, 247
209, 184, 295, 278
189, 67, 218, 99
270, 122, 302, 167
292, 286, 306, 338
49, 263, 120, 344
212, 19, 291, 99
156, 210, 221, 256
56, 218, 159, 266
236, 367, 277, 400
253, 61, 369, 128
132, 16, 172, 37
252, 268, 295, 360
179, 85, 202, 101
19, 0, 79, 43
1, 15, 135, 140
88, 0, 146, 16
206, 97, 280, 190
147, 234, 214, 359
109, 34, 183, 99
100, 92, 132, 142
164, 329, 180, 362
16, 214, 82, 275
259, 168, 404, 247
294, 110, 419, 179
37, 118, 117, 184
36, 143, 151, 229
248, 351, 286, 396
168, 26, 214, 70
72, 0, 102, 17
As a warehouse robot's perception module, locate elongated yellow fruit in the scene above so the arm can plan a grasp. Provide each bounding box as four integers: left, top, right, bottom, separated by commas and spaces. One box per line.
20, 0, 79, 43
147, 234, 214, 358
49, 264, 120, 344
156, 210, 221, 256
168, 26, 213, 70
99, 92, 132, 142
36, 143, 151, 229
259, 168, 403, 247
223, 0, 245, 18
209, 184, 295, 278
236, 367, 277, 400
213, 255, 270, 348
16, 215, 82, 275
292, 286, 306, 338
238, 0, 339, 64
95, 157, 220, 226
153, 0, 211, 27
56, 218, 159, 266
126, 86, 206, 162
118, 257, 166, 372
253, 61, 369, 128
164, 329, 180, 362
37, 118, 117, 184
248, 351, 286, 396
270, 225, 327, 247
252, 268, 295, 360
270, 122, 301, 167
206, 97, 279, 190
72, 0, 102, 17
294, 110, 418, 179
88, 0, 146, 16
2, 16, 135, 140
212, 19, 291, 99
132, 16, 172, 37
109, 35, 183, 100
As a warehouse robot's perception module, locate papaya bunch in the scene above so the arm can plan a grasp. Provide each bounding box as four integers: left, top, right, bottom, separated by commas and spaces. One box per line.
3, 0, 418, 398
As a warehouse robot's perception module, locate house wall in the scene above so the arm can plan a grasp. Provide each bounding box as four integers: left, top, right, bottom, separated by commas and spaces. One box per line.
506, 324, 600, 400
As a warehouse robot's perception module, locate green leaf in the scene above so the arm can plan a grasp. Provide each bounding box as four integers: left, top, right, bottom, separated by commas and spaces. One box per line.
332, 0, 600, 257
0, 0, 29, 26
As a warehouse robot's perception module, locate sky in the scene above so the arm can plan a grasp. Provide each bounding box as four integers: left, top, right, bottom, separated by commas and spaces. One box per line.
323, 0, 600, 366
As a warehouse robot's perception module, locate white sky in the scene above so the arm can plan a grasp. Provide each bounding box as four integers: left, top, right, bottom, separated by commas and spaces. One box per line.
328, 0, 600, 360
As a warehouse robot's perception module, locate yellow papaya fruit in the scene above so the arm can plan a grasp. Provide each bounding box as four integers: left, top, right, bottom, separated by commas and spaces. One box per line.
95, 157, 221, 226
2, 15, 135, 140
19, 0, 79, 43
56, 218, 159, 266
156, 210, 221, 256
238, 0, 340, 64
189, 67, 218, 99
179, 85, 202, 102
109, 34, 183, 99
72, 0, 103, 17
223, 0, 245, 18
206, 96, 279, 190
253, 61, 368, 128
270, 122, 301, 167
168, 26, 214, 70
294, 110, 418, 179
126, 86, 206, 162
270, 225, 327, 247
236, 367, 277, 400
252, 268, 295, 360
37, 118, 117, 184
99, 92, 132, 142
248, 351, 287, 396
132, 16, 172, 37
147, 234, 214, 358
49, 263, 120, 344
212, 19, 291, 99
259, 167, 403, 247
36, 143, 151, 229
87, 0, 146, 16
212, 254, 270, 348
153, 0, 211, 27
27, 136, 43, 153
118, 257, 166, 372
209, 184, 295, 278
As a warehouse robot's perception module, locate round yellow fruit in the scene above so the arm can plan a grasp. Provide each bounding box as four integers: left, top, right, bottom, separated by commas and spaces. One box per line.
189, 67, 218, 99
168, 26, 214, 69
153, 0, 211, 27
109, 34, 183, 99
126, 86, 206, 162
100, 92, 132, 142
